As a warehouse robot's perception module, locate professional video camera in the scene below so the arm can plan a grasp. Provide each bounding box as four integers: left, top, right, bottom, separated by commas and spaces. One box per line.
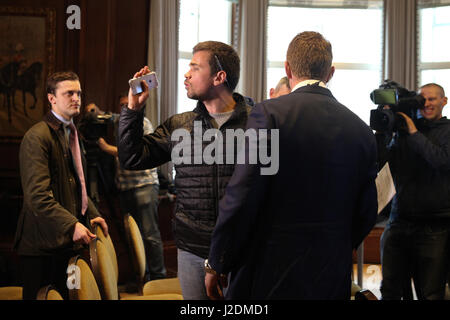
369, 80, 425, 133
78, 108, 118, 204
78, 110, 115, 142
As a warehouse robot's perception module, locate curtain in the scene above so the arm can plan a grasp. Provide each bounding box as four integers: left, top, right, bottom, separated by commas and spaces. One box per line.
147, 0, 179, 126
237, 0, 268, 103
383, 0, 417, 90
147, 0, 179, 180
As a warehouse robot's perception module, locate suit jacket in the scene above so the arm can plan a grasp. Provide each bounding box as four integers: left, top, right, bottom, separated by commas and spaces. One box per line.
208, 84, 378, 299
14, 111, 101, 256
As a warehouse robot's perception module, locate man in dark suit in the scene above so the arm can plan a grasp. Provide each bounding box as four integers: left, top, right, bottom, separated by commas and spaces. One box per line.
205, 31, 378, 300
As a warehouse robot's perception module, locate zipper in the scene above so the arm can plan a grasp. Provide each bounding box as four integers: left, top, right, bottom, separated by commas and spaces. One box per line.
204, 117, 220, 219
214, 130, 220, 219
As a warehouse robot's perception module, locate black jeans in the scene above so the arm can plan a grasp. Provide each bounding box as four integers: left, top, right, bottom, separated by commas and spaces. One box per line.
20, 251, 75, 300
380, 219, 449, 300
120, 184, 166, 280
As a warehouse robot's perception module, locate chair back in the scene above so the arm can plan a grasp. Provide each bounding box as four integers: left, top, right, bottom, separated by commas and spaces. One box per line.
95, 224, 119, 282
36, 285, 63, 300
67, 255, 101, 300
123, 213, 146, 294
89, 238, 119, 300
0, 287, 22, 300
355, 289, 379, 300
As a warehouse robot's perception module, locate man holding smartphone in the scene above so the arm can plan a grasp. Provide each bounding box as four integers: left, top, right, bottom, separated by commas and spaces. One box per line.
118, 41, 251, 299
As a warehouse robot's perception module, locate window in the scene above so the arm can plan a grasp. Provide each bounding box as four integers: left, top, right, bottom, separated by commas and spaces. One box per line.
266, 0, 384, 124
418, 4, 450, 118
177, 0, 235, 114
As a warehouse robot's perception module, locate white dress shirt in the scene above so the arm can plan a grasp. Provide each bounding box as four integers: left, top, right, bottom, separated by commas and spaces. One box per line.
291, 79, 327, 93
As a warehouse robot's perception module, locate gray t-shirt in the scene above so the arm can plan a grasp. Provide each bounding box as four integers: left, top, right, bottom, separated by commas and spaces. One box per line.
209, 110, 234, 129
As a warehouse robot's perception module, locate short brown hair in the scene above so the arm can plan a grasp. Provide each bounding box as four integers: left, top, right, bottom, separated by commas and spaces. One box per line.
46, 71, 79, 94
193, 41, 240, 92
286, 31, 333, 81
420, 83, 446, 97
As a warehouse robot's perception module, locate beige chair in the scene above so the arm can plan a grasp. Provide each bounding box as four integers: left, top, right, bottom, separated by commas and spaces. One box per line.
90, 237, 120, 300
123, 213, 182, 297
36, 285, 63, 300
94, 224, 119, 283
0, 286, 22, 300
67, 255, 101, 300
89, 237, 182, 300
351, 282, 362, 300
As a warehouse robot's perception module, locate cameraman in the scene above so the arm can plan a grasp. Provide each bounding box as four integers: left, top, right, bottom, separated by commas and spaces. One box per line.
377, 83, 450, 300
78, 103, 119, 205
96, 95, 167, 282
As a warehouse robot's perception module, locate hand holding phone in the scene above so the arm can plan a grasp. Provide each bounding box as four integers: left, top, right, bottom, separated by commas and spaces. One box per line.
129, 72, 159, 95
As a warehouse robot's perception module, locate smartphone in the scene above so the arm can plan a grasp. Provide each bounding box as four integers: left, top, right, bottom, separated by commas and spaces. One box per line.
129, 72, 159, 95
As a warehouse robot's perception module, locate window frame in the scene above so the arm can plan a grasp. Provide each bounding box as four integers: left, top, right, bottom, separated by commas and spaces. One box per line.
265, 2, 384, 123
417, 4, 450, 88
177, 0, 239, 114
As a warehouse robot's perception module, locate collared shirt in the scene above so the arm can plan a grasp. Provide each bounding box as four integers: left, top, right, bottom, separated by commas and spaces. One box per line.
291, 79, 327, 93
51, 109, 72, 126
51, 110, 74, 144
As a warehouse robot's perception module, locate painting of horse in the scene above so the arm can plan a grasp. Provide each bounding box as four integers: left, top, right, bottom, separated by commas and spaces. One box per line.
0, 61, 19, 123
17, 62, 43, 112
0, 6, 55, 141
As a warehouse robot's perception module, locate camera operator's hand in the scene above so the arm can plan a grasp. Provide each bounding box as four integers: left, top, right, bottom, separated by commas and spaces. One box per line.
127, 66, 151, 111
97, 137, 118, 157
397, 112, 418, 135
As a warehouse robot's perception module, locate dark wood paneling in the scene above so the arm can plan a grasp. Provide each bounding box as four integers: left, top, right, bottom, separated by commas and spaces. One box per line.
110, 0, 149, 113
353, 227, 383, 265
363, 227, 383, 264
78, 0, 110, 109
78, 0, 149, 113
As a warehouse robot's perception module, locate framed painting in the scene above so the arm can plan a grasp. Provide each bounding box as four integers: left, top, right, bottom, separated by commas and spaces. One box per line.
0, 6, 56, 142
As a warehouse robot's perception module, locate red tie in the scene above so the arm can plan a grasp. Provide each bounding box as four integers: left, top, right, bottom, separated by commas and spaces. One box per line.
69, 123, 88, 215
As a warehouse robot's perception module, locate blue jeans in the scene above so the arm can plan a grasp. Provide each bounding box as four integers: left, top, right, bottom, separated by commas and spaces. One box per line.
120, 184, 166, 280
177, 249, 209, 300
380, 218, 449, 300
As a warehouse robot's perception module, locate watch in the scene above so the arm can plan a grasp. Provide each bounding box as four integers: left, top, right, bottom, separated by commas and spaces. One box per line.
204, 259, 217, 275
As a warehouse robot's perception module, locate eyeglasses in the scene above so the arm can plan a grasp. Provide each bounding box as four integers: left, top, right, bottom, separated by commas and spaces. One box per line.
214, 54, 229, 89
